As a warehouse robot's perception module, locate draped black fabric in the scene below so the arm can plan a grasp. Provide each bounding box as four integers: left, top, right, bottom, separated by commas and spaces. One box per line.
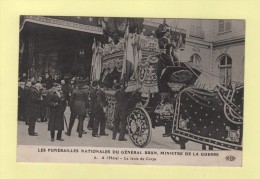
128, 18, 144, 34
172, 85, 243, 150
101, 18, 144, 45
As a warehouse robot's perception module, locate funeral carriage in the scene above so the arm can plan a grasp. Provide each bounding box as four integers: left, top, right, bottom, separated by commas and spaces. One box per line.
94, 18, 243, 150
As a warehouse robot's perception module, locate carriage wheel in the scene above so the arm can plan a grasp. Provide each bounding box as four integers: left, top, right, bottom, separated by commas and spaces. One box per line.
170, 134, 188, 144
127, 107, 152, 148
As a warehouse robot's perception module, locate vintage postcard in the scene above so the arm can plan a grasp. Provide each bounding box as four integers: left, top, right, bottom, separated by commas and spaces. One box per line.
17, 16, 244, 166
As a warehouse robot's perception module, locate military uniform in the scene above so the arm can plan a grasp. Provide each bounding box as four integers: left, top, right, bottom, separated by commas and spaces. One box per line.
92, 88, 108, 136
112, 86, 129, 141
67, 86, 89, 137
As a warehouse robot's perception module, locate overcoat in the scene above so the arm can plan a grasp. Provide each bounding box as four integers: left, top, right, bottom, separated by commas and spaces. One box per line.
27, 86, 41, 118
70, 87, 89, 116
94, 89, 107, 115
46, 90, 67, 131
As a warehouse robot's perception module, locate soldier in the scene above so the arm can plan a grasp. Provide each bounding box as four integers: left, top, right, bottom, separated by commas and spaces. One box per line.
112, 83, 129, 141
158, 25, 179, 66
66, 80, 89, 138
92, 82, 108, 137
87, 80, 98, 130
27, 82, 43, 136
156, 23, 179, 80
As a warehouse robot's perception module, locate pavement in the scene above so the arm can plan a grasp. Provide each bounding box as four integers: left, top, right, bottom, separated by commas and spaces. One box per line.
17, 107, 204, 150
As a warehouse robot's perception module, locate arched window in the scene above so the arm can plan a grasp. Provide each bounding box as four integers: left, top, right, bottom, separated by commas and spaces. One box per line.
189, 54, 201, 68
218, 55, 232, 86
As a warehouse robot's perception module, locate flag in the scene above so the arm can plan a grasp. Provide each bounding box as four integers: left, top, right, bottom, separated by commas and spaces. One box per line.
91, 38, 97, 80
121, 24, 135, 80
91, 39, 102, 81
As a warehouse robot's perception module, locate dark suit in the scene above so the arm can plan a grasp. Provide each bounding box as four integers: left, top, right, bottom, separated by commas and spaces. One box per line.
42, 77, 53, 90
92, 89, 107, 136
18, 87, 25, 121
113, 88, 129, 140
68, 87, 89, 136
27, 86, 42, 135
46, 90, 67, 139
24, 86, 31, 125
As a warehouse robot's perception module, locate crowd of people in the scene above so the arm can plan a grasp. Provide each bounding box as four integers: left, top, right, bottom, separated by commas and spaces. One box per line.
18, 72, 130, 142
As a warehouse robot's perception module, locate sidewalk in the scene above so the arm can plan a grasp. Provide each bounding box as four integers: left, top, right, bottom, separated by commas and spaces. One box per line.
17, 108, 203, 150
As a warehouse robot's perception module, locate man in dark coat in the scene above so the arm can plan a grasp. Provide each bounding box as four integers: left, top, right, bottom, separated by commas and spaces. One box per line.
18, 81, 25, 121
42, 72, 53, 90
24, 81, 32, 125
92, 82, 108, 137
19, 73, 27, 82
87, 80, 98, 130
66, 81, 89, 137
67, 79, 75, 107
27, 82, 43, 136
46, 84, 67, 141
112, 83, 129, 141
61, 79, 69, 103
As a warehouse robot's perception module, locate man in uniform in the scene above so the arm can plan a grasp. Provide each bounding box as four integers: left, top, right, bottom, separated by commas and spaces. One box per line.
87, 80, 98, 130
27, 82, 43, 136
112, 83, 129, 141
92, 82, 108, 137
156, 23, 180, 78
66, 80, 89, 138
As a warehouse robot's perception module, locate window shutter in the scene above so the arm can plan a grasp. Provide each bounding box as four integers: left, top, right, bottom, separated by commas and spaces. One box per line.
219, 20, 224, 32
225, 20, 232, 31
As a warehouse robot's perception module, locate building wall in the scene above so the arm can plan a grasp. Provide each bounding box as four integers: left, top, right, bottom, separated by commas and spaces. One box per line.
162, 18, 246, 88
212, 20, 245, 42
211, 44, 245, 86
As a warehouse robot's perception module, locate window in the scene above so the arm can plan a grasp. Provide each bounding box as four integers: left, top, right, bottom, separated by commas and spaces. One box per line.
219, 20, 232, 33
219, 55, 232, 86
190, 19, 204, 38
189, 54, 201, 69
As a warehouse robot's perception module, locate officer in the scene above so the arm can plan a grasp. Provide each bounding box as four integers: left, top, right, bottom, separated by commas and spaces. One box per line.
158, 25, 179, 67
112, 83, 129, 141
66, 80, 89, 138
87, 80, 98, 130
92, 82, 108, 137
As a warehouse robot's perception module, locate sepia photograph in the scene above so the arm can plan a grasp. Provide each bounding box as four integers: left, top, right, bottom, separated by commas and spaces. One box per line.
17, 16, 244, 166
